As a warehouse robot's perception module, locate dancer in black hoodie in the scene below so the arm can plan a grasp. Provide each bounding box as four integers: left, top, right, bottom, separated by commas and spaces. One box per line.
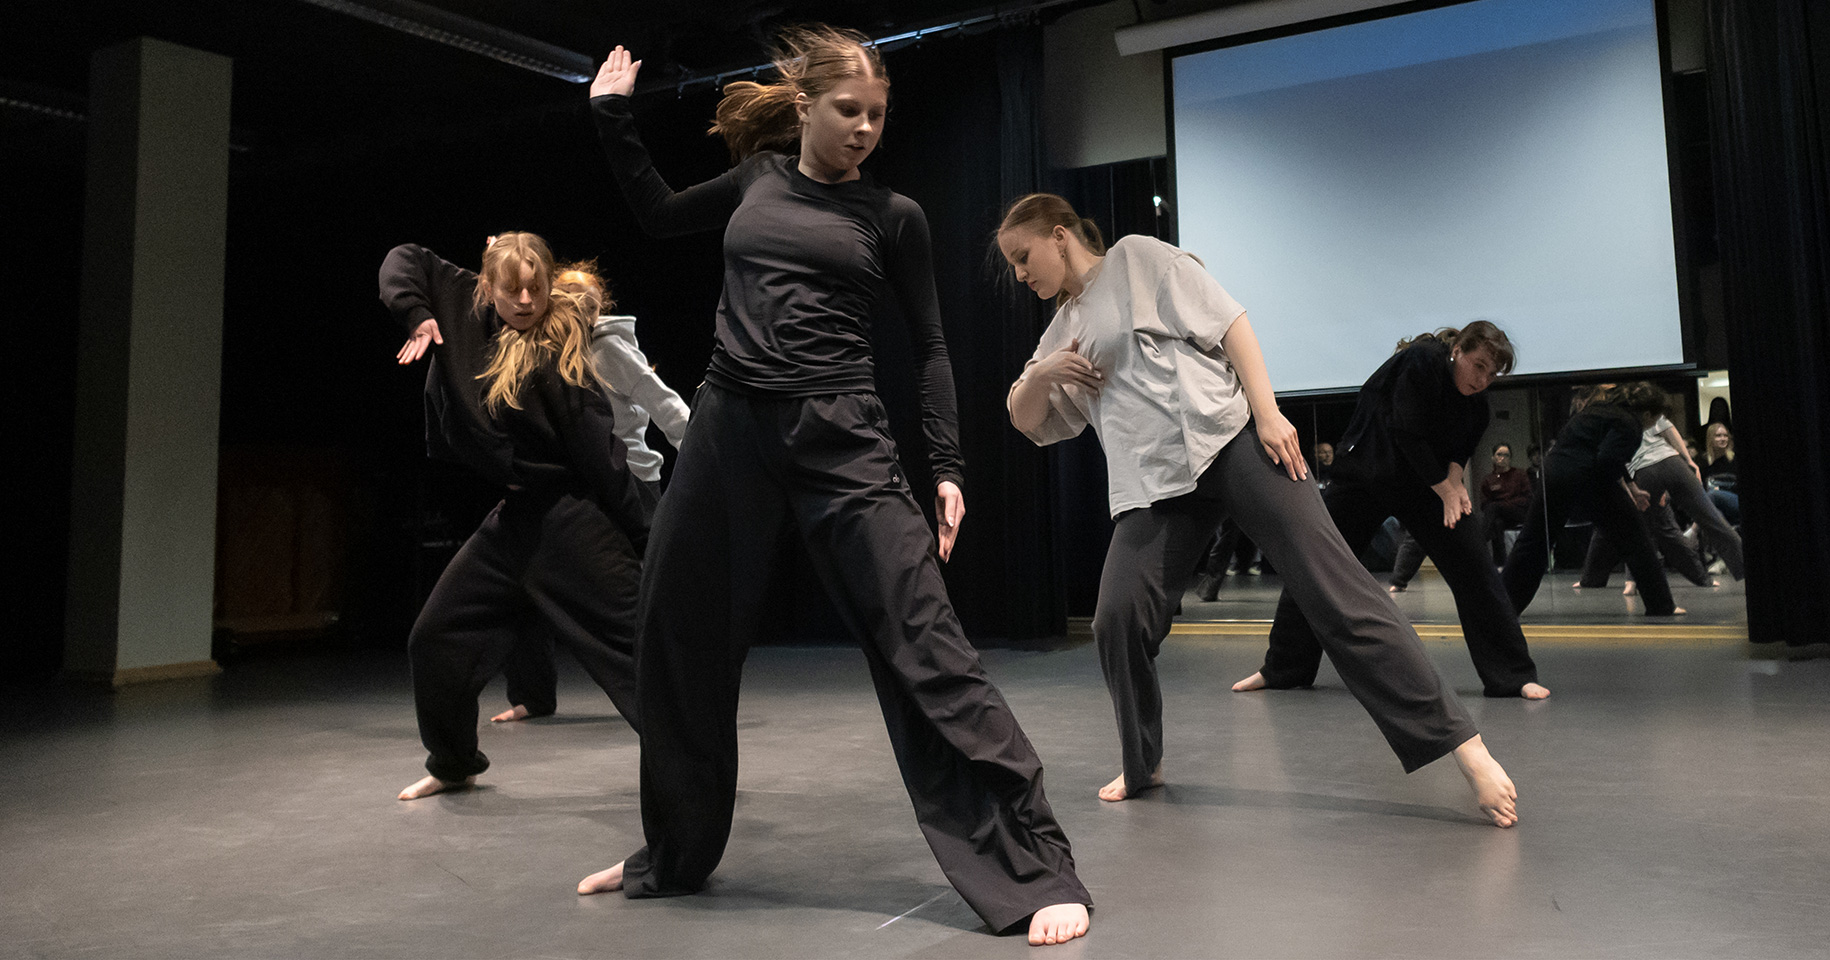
380, 233, 651, 801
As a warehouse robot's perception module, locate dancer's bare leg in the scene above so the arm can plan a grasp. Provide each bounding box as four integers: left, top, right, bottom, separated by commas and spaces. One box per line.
1622, 580, 1636, 596
1231, 671, 1267, 692
1451, 734, 1518, 828
1520, 682, 1550, 700
490, 704, 531, 723
1098, 763, 1164, 802
397, 774, 475, 801
577, 861, 625, 895
1028, 903, 1090, 946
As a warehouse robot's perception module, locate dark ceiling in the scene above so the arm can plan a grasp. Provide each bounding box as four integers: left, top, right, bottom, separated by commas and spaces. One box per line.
7, 0, 1145, 164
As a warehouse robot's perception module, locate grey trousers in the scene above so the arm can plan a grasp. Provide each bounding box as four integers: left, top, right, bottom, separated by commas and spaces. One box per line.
1092, 426, 1477, 796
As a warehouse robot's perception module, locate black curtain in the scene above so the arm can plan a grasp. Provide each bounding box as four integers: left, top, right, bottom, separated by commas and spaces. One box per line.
867, 27, 1065, 644
1706, 0, 1830, 644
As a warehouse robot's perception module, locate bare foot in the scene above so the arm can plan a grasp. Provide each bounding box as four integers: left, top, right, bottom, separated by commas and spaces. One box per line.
397, 774, 474, 801
1520, 682, 1550, 700
1097, 764, 1164, 802
490, 704, 531, 723
1570, 581, 1582, 589
1231, 671, 1268, 692
1387, 583, 1406, 593
577, 861, 625, 895
1451, 734, 1518, 828
1622, 580, 1636, 596
1028, 903, 1090, 946
1649, 606, 1687, 616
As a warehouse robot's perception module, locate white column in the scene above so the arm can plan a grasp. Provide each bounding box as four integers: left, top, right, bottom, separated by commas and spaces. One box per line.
66, 38, 232, 687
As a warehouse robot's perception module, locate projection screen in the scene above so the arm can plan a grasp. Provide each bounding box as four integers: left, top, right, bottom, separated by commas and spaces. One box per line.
1170, 0, 1685, 393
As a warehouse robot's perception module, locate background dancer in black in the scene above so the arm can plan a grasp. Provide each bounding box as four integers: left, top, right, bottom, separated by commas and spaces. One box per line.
575, 31, 1092, 945
1233, 324, 1550, 700
380, 234, 650, 801
490, 262, 688, 724
1503, 382, 1684, 617
998, 193, 1518, 827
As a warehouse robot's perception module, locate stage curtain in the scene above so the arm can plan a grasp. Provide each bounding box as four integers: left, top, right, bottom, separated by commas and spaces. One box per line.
1706, 0, 1830, 644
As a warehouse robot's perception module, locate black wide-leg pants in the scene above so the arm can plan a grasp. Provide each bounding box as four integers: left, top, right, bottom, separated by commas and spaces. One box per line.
499, 480, 662, 717
408, 491, 642, 782
1258, 477, 1540, 697
1502, 459, 1677, 615
1095, 428, 1476, 789
620, 385, 1089, 933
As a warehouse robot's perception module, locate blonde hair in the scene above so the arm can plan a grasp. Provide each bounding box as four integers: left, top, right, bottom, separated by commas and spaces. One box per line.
473, 232, 600, 413
708, 24, 888, 161
995, 192, 1108, 306
555, 260, 614, 318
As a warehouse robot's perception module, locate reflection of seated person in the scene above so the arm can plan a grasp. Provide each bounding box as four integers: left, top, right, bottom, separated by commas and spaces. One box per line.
1701, 422, 1739, 526
1313, 442, 1334, 490
1479, 442, 1533, 564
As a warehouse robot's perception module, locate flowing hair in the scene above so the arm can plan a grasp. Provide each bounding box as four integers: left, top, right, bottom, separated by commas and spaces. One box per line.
1587, 381, 1670, 420
994, 192, 1108, 306
473, 232, 601, 413
1395, 320, 1517, 374
708, 24, 888, 161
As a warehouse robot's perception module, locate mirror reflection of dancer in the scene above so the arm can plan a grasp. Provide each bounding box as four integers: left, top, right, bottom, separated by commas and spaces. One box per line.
1233, 324, 1550, 700
997, 193, 1519, 827
1502, 382, 1685, 616
575, 31, 1092, 945
380, 235, 650, 801
491, 263, 690, 724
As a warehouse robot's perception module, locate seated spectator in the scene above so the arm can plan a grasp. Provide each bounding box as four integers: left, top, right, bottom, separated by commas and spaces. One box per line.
1314, 442, 1335, 491
1702, 421, 1739, 526
1479, 442, 1533, 565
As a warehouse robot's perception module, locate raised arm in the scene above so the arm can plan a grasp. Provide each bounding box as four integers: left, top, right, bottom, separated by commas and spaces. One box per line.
379, 244, 474, 363
589, 47, 744, 237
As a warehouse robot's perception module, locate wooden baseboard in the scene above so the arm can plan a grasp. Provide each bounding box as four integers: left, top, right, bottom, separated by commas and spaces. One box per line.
67, 660, 223, 689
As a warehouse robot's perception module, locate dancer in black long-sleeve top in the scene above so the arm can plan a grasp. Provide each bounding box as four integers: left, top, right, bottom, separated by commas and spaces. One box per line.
381, 234, 651, 801
1234, 324, 1550, 700
1502, 382, 1683, 616
573, 31, 1091, 946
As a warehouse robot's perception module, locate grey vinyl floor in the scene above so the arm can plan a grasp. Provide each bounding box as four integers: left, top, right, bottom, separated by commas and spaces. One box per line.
4, 575, 1823, 960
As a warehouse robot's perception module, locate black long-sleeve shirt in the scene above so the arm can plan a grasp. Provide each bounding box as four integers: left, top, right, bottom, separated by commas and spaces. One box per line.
1550, 402, 1644, 483
1336, 339, 1489, 490
378, 244, 649, 547
590, 93, 964, 489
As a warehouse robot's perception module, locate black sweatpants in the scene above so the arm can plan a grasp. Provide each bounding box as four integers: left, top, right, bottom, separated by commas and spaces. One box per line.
1502, 458, 1677, 615
620, 385, 1089, 933
408, 490, 642, 782
499, 480, 662, 717
1260, 476, 1540, 697
1095, 427, 1476, 794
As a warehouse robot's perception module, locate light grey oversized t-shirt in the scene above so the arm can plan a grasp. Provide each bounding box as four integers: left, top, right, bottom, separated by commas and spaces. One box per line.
1009, 235, 1250, 517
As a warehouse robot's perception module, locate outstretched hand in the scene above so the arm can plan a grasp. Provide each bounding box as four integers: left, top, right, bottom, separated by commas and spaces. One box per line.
1256, 410, 1309, 482
936, 480, 965, 562
397, 318, 442, 364
591, 46, 642, 98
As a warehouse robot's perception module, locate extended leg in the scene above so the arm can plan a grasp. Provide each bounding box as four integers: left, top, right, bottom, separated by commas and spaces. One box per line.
790, 393, 1091, 937
403, 502, 530, 795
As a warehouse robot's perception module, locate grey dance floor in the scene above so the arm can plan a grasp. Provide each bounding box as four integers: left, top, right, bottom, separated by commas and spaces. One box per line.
5, 575, 1824, 960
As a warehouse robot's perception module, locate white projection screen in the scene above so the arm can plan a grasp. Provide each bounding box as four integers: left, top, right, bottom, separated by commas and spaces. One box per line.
1170, 0, 1685, 393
